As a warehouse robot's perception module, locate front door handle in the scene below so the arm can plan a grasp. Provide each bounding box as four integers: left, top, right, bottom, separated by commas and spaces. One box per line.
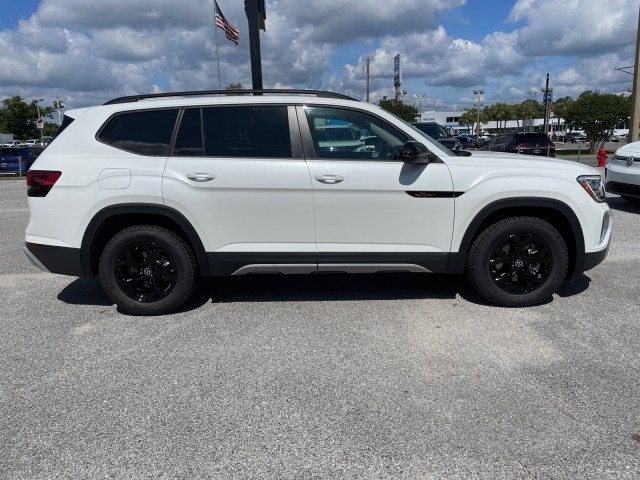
315, 175, 344, 184
186, 173, 216, 182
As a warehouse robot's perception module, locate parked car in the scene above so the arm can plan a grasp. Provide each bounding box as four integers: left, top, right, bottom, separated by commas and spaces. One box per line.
0, 149, 29, 176
454, 136, 476, 150
0, 146, 44, 171
23, 139, 44, 146
2, 140, 24, 147
605, 141, 640, 203
566, 131, 587, 143
23, 89, 610, 315
411, 122, 463, 152
478, 132, 555, 157
314, 124, 366, 152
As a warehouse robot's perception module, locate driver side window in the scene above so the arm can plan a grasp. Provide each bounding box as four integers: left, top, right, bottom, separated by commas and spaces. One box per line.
304, 107, 409, 161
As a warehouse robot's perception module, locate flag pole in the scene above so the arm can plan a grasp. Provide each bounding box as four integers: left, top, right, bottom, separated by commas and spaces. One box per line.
214, 1, 222, 89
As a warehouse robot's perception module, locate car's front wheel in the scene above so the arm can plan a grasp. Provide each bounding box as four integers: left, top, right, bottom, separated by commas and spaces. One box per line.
99, 226, 197, 315
466, 217, 568, 307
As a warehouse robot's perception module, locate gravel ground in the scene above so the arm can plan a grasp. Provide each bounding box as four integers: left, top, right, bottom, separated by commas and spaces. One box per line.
1, 178, 639, 479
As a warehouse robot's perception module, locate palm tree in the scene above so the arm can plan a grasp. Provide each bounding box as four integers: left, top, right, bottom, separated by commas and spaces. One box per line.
458, 109, 477, 134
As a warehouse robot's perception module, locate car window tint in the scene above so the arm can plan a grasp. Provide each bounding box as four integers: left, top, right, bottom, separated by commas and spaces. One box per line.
305, 107, 408, 161
98, 109, 179, 156
202, 106, 291, 158
28, 147, 44, 156
0, 148, 20, 156
174, 108, 203, 156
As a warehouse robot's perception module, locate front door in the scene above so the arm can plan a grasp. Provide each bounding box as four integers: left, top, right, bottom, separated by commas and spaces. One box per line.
298, 106, 455, 273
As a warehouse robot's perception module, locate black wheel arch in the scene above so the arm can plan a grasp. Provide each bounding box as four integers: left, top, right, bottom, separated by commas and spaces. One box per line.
80, 204, 211, 278
447, 198, 586, 281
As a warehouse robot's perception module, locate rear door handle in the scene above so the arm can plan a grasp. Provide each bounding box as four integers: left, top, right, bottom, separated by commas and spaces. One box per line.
314, 175, 344, 184
186, 173, 216, 182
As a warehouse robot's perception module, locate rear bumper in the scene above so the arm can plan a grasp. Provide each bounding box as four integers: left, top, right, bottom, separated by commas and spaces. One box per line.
23, 243, 85, 277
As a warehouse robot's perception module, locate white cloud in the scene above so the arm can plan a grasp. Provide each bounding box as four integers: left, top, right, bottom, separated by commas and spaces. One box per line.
0, 0, 637, 110
508, 0, 636, 57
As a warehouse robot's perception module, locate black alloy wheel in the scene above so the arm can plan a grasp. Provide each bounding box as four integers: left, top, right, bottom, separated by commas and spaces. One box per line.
113, 240, 177, 302
488, 232, 552, 295
466, 217, 569, 307
100, 226, 197, 315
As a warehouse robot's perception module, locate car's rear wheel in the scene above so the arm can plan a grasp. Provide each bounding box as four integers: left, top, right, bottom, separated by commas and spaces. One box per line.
99, 226, 197, 315
466, 217, 568, 307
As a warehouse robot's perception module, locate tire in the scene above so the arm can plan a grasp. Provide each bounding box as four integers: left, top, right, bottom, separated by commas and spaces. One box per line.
466, 217, 568, 307
99, 226, 197, 315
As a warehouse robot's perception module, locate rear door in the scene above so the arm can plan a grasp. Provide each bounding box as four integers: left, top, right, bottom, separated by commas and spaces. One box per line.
162, 105, 316, 275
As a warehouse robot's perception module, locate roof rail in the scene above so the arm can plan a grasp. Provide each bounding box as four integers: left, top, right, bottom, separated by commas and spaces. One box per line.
104, 89, 358, 105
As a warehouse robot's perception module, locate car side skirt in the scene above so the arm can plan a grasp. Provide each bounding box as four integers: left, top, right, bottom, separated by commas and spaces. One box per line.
208, 252, 450, 277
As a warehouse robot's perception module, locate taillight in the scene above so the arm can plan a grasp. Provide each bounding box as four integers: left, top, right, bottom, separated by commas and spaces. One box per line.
27, 170, 62, 197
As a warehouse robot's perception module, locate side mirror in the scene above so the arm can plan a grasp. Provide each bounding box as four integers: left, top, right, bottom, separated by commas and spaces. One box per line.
453, 149, 472, 156
400, 141, 434, 164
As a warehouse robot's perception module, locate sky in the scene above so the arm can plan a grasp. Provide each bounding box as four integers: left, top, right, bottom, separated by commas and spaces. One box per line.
0, 0, 639, 116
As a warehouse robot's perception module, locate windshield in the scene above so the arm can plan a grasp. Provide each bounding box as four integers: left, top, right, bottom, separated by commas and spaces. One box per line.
316, 127, 357, 142
412, 123, 450, 139
403, 122, 456, 157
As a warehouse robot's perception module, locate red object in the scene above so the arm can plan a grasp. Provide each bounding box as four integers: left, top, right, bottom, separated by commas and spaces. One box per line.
597, 147, 607, 167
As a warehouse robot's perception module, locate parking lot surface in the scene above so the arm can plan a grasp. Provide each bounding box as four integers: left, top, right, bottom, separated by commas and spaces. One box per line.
1, 178, 640, 478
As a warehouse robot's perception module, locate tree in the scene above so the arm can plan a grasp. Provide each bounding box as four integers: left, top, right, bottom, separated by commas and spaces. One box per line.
564, 92, 630, 152
0, 96, 55, 139
514, 100, 538, 132
225, 83, 247, 95
485, 102, 511, 132
378, 96, 419, 122
458, 109, 477, 133
551, 96, 573, 122
458, 108, 488, 135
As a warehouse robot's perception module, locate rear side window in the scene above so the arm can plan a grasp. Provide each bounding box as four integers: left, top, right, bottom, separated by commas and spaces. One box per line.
0, 148, 20, 156
98, 109, 179, 156
173, 106, 291, 158
28, 147, 44, 157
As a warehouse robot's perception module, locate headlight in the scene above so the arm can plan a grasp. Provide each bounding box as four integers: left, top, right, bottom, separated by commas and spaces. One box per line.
577, 175, 605, 202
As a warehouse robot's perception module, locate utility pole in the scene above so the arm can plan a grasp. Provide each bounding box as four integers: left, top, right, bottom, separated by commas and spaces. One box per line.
365, 57, 370, 103
244, 0, 266, 90
542, 73, 550, 135
630, 5, 640, 142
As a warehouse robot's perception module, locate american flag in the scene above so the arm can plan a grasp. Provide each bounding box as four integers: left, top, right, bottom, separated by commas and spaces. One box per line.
214, 1, 239, 45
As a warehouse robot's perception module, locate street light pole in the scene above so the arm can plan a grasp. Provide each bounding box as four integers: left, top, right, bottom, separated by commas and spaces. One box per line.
55, 97, 63, 126
33, 98, 44, 141
629, 5, 640, 142
473, 89, 484, 136
528, 91, 537, 132
415, 94, 425, 122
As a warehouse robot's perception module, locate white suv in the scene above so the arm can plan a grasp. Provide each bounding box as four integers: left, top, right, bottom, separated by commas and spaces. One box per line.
23, 90, 612, 315
605, 141, 640, 203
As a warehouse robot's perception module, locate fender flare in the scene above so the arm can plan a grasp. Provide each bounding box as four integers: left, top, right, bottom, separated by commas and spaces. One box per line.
80, 204, 211, 277
447, 197, 585, 279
